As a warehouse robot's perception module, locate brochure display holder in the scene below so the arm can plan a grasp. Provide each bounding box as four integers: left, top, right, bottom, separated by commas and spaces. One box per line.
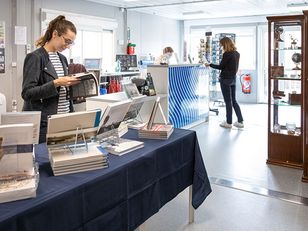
147, 96, 168, 129
64, 126, 88, 155
122, 82, 152, 129
139, 97, 174, 140
123, 95, 148, 129
96, 100, 144, 155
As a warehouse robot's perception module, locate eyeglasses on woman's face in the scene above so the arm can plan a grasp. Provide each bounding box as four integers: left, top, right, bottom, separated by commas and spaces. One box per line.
61, 35, 75, 46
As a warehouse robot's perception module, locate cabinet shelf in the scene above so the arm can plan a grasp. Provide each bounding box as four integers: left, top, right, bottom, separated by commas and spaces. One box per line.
272, 48, 301, 51
270, 77, 301, 80
270, 129, 301, 136
271, 101, 301, 106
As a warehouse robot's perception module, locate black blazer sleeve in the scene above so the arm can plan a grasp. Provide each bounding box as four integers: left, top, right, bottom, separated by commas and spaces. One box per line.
22, 52, 59, 101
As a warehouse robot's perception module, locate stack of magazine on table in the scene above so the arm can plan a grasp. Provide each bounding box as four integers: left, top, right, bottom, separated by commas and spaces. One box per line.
47, 109, 109, 176
139, 124, 174, 140
0, 112, 41, 203
138, 97, 174, 140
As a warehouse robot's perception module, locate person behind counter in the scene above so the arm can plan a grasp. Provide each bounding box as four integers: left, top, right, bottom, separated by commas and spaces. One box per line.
205, 37, 244, 129
155, 46, 179, 65
21, 15, 80, 143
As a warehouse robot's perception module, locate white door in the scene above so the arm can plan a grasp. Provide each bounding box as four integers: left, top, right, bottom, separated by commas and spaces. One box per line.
257, 25, 268, 103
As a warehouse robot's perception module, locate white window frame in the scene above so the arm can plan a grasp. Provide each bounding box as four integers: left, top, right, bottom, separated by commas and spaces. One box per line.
40, 8, 117, 70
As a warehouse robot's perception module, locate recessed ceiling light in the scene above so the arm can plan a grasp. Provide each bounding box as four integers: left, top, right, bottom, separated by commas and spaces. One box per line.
287, 2, 308, 11
182, 11, 205, 16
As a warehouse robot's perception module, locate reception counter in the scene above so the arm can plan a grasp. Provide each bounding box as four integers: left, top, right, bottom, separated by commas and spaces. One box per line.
147, 64, 209, 128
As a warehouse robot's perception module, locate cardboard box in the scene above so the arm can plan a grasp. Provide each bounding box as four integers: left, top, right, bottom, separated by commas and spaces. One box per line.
288, 93, 301, 105
271, 66, 284, 77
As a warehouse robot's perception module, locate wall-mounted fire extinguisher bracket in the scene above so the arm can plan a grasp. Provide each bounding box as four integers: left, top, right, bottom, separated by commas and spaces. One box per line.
240, 74, 251, 94
127, 27, 131, 43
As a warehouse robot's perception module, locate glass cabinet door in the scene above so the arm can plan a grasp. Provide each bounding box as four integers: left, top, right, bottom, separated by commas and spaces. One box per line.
269, 20, 302, 136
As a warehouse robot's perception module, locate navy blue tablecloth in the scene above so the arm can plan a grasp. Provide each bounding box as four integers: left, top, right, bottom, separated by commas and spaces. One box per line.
0, 128, 211, 231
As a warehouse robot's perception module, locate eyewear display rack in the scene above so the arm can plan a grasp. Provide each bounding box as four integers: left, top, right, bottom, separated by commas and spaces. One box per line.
208, 33, 236, 108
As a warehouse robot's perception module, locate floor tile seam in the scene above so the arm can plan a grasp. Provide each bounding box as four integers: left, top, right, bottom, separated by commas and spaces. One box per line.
209, 176, 308, 206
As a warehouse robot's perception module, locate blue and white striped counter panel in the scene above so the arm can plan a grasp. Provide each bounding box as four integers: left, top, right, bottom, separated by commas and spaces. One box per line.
168, 66, 209, 128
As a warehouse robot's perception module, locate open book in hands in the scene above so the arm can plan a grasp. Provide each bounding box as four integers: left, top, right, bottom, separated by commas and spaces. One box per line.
67, 72, 98, 101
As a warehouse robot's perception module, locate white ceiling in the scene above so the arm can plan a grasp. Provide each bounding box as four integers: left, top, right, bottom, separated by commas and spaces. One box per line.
87, 0, 308, 20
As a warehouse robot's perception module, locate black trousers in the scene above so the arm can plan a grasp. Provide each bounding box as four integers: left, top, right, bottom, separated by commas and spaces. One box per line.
220, 78, 243, 124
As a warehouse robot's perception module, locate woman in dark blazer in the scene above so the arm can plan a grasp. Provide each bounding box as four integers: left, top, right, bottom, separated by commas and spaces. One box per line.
205, 37, 244, 129
22, 15, 80, 143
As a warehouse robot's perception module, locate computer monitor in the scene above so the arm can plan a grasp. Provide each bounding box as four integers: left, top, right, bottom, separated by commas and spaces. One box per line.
84, 58, 101, 70
115, 54, 137, 71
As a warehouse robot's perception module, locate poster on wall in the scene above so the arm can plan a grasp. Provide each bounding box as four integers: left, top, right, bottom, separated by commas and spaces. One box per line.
0, 21, 5, 74
14, 26, 27, 45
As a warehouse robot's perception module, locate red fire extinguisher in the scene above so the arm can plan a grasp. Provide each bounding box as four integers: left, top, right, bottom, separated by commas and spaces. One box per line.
127, 43, 136, 55
240, 74, 251, 94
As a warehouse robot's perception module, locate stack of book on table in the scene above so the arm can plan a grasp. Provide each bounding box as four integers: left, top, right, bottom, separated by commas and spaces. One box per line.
47, 110, 110, 176
48, 142, 108, 176
138, 123, 174, 140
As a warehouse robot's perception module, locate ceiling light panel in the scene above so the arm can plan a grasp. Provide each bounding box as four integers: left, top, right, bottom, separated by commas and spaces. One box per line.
87, 0, 224, 8
86, 0, 297, 20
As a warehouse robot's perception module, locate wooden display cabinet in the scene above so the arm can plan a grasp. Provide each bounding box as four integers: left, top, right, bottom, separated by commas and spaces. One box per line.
303, 11, 308, 182
267, 14, 304, 169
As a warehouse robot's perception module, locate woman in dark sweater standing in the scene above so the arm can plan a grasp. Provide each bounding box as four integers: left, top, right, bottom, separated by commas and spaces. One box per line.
205, 37, 244, 128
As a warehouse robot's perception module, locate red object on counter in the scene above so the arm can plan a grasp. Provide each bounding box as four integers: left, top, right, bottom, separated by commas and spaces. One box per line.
108, 79, 117, 93
116, 80, 121, 92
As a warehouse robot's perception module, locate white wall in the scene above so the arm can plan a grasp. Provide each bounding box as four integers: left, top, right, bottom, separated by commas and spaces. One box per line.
184, 16, 268, 104
0, 0, 13, 112
127, 11, 182, 61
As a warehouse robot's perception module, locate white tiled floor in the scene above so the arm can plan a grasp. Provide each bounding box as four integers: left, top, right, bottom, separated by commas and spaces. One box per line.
143, 103, 308, 231
145, 184, 308, 231
198, 103, 308, 197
